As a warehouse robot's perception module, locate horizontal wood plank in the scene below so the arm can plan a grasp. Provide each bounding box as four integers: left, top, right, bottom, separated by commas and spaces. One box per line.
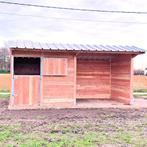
111, 55, 132, 104
77, 59, 111, 99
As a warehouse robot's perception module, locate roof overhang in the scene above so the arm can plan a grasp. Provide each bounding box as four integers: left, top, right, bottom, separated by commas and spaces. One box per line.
10, 47, 145, 55
7, 41, 145, 55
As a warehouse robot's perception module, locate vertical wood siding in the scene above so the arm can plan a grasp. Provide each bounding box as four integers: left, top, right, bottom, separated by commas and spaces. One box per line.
13, 76, 40, 106
111, 55, 132, 104
42, 58, 67, 75
42, 56, 75, 106
77, 59, 111, 99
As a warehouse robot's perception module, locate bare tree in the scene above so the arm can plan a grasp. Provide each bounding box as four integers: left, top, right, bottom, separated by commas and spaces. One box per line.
0, 48, 10, 72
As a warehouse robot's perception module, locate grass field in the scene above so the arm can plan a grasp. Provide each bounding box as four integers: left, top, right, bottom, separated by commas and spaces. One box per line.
0, 120, 147, 147
133, 94, 147, 98
0, 93, 10, 99
0, 98, 146, 147
133, 89, 147, 99
0, 90, 10, 100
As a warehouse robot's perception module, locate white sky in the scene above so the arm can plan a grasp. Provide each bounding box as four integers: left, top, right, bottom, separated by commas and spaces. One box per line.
0, 0, 147, 69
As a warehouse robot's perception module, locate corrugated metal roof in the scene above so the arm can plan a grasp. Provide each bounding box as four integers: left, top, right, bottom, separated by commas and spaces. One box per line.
6, 40, 145, 53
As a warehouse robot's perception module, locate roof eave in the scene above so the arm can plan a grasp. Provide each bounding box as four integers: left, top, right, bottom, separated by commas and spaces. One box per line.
10, 47, 145, 55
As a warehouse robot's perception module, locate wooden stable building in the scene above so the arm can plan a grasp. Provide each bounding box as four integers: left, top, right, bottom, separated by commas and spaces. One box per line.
8, 41, 144, 109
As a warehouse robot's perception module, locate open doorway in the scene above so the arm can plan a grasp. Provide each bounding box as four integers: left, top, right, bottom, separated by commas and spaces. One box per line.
76, 57, 111, 101
14, 57, 40, 75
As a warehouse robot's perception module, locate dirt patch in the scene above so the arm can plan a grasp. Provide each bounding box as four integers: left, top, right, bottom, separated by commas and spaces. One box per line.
0, 99, 147, 123
0, 99, 9, 108
0, 99, 147, 146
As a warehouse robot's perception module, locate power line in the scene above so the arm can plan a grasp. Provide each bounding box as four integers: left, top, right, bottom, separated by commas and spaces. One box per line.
0, 1, 147, 14
0, 11, 147, 24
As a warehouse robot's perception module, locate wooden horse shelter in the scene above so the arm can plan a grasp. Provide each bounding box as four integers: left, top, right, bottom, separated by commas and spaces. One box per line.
8, 41, 145, 109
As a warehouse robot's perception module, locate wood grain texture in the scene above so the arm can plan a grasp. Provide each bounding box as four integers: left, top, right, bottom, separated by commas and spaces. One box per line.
76, 58, 111, 99
42, 55, 75, 104
13, 76, 40, 106
111, 55, 132, 104
42, 58, 67, 75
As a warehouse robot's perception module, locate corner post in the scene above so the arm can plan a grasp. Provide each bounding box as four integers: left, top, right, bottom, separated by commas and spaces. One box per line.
130, 57, 134, 104
74, 55, 77, 105
9, 50, 14, 108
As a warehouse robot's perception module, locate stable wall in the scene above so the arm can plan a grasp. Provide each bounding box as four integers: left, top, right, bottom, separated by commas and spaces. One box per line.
77, 58, 111, 99
111, 55, 133, 104
41, 55, 76, 107
10, 49, 134, 109
10, 50, 76, 108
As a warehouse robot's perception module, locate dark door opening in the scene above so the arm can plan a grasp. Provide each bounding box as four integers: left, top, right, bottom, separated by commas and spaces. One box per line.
14, 57, 40, 75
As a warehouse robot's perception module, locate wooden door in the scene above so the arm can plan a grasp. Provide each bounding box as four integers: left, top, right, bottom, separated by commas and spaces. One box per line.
42, 58, 68, 100
14, 76, 40, 106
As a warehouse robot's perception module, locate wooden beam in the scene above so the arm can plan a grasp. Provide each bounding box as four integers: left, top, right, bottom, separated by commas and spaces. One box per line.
74, 55, 77, 105
11, 48, 144, 56
130, 58, 134, 104
10, 54, 14, 107
39, 56, 43, 106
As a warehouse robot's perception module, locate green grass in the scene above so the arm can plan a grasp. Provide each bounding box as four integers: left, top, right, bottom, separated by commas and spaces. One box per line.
133, 94, 147, 99
0, 89, 10, 99
133, 89, 147, 93
133, 89, 147, 99
0, 122, 146, 147
0, 70, 10, 74
0, 93, 10, 99
0, 89, 10, 93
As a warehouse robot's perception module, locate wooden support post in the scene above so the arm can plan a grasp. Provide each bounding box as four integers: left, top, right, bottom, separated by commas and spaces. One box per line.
109, 56, 112, 100
9, 54, 14, 107
74, 55, 77, 105
39, 56, 43, 107
130, 57, 134, 104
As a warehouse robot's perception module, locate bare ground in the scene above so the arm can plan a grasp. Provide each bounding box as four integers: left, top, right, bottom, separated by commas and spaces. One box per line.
0, 99, 147, 123
0, 99, 147, 147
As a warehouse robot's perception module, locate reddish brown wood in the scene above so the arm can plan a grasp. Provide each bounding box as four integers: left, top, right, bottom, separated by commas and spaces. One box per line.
111, 55, 132, 104
13, 76, 40, 106
41, 55, 75, 105
76, 58, 111, 99
9, 49, 136, 109
42, 58, 67, 75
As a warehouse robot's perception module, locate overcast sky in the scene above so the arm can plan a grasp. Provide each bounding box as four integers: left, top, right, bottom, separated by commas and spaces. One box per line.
0, 0, 147, 69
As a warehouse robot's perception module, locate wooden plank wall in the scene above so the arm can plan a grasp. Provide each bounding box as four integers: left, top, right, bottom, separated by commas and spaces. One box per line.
77, 58, 111, 99
42, 55, 75, 106
13, 76, 40, 106
42, 58, 67, 75
10, 49, 134, 108
111, 55, 132, 104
